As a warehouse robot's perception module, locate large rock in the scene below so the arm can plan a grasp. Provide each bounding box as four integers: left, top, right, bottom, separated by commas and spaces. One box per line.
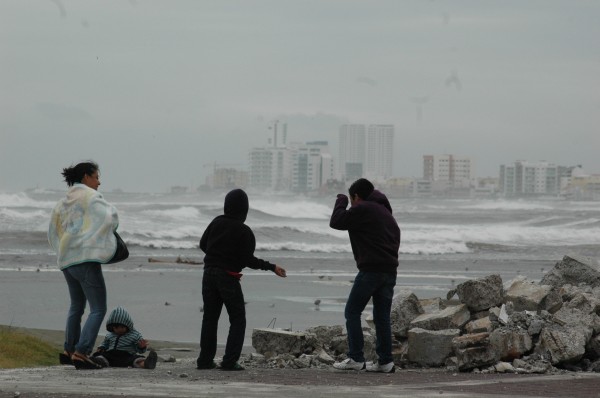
419, 297, 445, 313
505, 277, 562, 313
410, 304, 470, 331
489, 327, 533, 361
407, 328, 460, 366
252, 328, 317, 357
329, 329, 377, 361
535, 325, 587, 365
465, 317, 493, 334
452, 332, 498, 371
541, 255, 600, 288
305, 325, 345, 347
455, 274, 504, 312
551, 306, 596, 341
390, 291, 424, 338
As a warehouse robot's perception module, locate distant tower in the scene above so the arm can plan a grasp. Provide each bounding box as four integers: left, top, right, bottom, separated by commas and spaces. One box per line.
338, 124, 366, 181
269, 120, 288, 148
365, 124, 394, 180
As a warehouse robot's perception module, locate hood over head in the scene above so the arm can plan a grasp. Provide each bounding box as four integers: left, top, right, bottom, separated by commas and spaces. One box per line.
224, 189, 249, 222
106, 306, 134, 332
366, 189, 393, 214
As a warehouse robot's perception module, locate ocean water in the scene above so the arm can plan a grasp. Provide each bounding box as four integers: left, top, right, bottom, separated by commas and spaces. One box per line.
1, 189, 599, 344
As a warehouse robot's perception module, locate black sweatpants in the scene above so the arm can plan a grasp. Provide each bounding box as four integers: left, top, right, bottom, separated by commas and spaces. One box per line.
197, 267, 246, 368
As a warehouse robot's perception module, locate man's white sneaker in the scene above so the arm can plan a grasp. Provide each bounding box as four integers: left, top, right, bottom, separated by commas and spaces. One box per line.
366, 361, 395, 373
333, 358, 365, 371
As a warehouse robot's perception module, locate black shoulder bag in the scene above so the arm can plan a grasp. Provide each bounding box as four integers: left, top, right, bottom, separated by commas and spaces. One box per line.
107, 231, 129, 264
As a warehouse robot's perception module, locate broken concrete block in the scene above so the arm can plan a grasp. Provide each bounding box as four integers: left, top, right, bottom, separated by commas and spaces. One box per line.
410, 304, 470, 331
489, 327, 533, 361
390, 290, 424, 339
252, 328, 317, 356
407, 327, 460, 366
456, 274, 504, 312
452, 333, 498, 371
535, 325, 587, 365
541, 255, 600, 288
505, 277, 562, 313
465, 317, 493, 334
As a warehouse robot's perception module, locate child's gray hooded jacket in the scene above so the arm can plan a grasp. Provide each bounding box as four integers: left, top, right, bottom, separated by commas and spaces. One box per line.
99, 307, 146, 355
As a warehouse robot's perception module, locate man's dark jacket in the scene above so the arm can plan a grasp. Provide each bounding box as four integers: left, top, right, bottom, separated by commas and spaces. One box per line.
329, 190, 400, 274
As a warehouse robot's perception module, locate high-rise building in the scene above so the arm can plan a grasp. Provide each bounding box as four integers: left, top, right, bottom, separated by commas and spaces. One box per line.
248, 146, 291, 191
338, 124, 365, 181
338, 124, 394, 182
365, 124, 394, 180
249, 127, 333, 192
499, 160, 567, 197
423, 154, 474, 191
290, 141, 333, 192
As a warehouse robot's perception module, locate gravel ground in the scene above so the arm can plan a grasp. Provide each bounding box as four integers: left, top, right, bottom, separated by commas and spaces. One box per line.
2, 355, 600, 398
3, 326, 600, 398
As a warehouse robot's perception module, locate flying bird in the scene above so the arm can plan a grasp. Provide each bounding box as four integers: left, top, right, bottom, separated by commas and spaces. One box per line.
445, 69, 462, 91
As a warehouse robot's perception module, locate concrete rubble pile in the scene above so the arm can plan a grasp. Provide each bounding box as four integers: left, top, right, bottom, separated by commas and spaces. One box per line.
248, 255, 600, 374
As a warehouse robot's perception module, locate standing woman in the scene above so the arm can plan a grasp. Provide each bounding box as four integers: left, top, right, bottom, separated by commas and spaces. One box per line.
48, 161, 118, 369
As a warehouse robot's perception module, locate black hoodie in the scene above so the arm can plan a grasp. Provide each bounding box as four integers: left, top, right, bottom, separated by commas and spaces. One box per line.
200, 189, 275, 273
329, 190, 400, 274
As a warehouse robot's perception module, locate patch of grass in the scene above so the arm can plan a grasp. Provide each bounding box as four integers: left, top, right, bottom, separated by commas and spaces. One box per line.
0, 326, 60, 368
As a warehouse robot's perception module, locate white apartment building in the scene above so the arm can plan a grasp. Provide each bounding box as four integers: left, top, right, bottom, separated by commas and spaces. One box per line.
365, 124, 394, 181
423, 154, 474, 190
249, 139, 333, 193
248, 146, 292, 191
499, 160, 561, 197
290, 141, 333, 192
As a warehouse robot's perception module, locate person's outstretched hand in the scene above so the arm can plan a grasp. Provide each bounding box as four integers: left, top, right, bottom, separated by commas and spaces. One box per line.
274, 265, 287, 278
138, 339, 149, 349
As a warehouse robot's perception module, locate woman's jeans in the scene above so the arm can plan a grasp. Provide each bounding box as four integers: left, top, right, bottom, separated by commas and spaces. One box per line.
198, 267, 246, 368
345, 271, 396, 364
62, 262, 107, 355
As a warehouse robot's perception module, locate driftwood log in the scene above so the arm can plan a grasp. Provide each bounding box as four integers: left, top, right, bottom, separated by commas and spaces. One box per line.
148, 256, 203, 265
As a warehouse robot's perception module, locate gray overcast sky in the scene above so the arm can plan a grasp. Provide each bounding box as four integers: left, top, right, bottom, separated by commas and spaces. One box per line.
1, 0, 599, 193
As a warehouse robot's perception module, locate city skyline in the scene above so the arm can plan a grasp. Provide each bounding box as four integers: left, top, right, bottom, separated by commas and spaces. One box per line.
1, 1, 598, 193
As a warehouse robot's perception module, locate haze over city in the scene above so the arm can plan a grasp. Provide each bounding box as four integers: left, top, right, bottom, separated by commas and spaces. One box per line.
1, 0, 599, 193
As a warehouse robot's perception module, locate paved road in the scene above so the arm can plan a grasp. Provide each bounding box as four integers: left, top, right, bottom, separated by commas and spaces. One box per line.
1, 358, 600, 398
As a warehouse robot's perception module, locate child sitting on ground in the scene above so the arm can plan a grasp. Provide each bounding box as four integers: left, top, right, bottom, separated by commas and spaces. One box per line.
93, 306, 157, 369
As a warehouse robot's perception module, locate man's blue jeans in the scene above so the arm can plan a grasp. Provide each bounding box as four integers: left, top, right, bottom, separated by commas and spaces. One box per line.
345, 271, 396, 364
62, 262, 107, 355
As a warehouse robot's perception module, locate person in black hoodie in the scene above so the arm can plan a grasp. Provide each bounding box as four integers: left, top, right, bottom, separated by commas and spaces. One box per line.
329, 178, 400, 373
196, 189, 287, 371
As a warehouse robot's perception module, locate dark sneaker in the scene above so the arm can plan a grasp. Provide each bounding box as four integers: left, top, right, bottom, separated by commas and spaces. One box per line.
71, 352, 104, 370
196, 361, 217, 370
144, 350, 158, 370
221, 362, 245, 371
59, 352, 73, 365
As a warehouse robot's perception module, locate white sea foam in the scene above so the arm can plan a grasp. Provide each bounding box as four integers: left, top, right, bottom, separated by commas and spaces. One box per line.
404, 222, 600, 247
457, 200, 555, 211
251, 200, 331, 219
125, 237, 199, 249
0, 192, 55, 208
140, 206, 202, 220
256, 242, 351, 253
0, 208, 48, 221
